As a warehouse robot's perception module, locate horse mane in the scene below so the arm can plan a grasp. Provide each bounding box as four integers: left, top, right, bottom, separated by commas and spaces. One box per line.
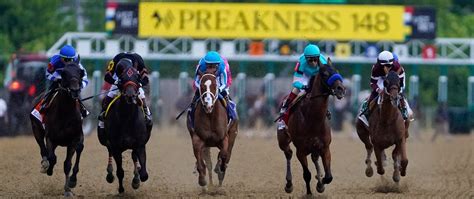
386, 71, 400, 85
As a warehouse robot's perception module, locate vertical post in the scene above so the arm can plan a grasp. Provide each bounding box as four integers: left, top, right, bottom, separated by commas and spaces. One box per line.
438, 65, 448, 103
352, 64, 362, 116
264, 73, 275, 105
236, 73, 247, 125
409, 75, 419, 101
151, 71, 160, 123
178, 72, 189, 97
92, 70, 102, 112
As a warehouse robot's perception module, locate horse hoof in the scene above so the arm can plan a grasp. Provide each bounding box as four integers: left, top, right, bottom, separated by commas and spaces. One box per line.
47, 169, 53, 176
316, 182, 325, 193
401, 169, 406, 177
140, 173, 148, 182
393, 174, 400, 183
40, 160, 49, 174
64, 191, 74, 197
67, 177, 77, 188
377, 168, 385, 175
284, 181, 293, 193
118, 187, 125, 193
322, 176, 333, 184
198, 177, 207, 187
106, 173, 115, 183
132, 178, 140, 189
365, 167, 374, 177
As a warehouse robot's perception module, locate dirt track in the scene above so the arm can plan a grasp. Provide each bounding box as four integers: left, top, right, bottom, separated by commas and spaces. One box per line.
0, 126, 472, 198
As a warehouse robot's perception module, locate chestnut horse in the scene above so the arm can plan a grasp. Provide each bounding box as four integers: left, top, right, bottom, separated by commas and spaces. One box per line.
356, 71, 408, 183
187, 73, 238, 187
277, 59, 345, 195
30, 63, 85, 197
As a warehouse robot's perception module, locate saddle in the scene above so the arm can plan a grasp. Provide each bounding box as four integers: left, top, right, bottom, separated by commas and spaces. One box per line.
104, 93, 145, 118
31, 91, 59, 123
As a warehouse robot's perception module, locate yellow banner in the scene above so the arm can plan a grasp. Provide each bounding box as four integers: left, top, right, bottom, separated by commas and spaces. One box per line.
139, 3, 406, 41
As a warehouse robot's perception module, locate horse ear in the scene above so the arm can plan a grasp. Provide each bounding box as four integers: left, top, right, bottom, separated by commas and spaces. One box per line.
327, 57, 332, 66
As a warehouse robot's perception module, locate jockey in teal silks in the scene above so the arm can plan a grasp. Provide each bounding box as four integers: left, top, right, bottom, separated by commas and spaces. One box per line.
277, 44, 328, 130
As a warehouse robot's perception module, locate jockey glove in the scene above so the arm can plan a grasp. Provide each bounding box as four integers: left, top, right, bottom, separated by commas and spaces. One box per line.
105, 74, 115, 85
376, 88, 383, 94
301, 85, 309, 91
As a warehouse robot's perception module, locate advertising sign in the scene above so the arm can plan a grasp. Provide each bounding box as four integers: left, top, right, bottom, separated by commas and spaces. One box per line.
139, 2, 406, 41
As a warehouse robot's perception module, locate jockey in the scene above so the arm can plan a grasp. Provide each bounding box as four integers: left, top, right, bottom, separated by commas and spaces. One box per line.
97, 52, 151, 131
358, 50, 411, 122
41, 44, 89, 118
277, 44, 328, 130
189, 51, 236, 120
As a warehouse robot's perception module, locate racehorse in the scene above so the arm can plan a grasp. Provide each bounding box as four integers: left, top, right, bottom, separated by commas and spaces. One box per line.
30, 63, 85, 197
99, 63, 152, 193
277, 58, 345, 195
187, 72, 238, 187
356, 71, 408, 183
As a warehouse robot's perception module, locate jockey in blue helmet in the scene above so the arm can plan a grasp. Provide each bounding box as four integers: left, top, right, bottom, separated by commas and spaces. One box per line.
41, 44, 89, 117
189, 51, 236, 120
277, 44, 328, 130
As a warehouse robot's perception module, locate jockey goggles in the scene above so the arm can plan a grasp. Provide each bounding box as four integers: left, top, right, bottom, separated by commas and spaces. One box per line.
305, 56, 319, 63
379, 58, 394, 66
206, 63, 219, 68
62, 57, 74, 63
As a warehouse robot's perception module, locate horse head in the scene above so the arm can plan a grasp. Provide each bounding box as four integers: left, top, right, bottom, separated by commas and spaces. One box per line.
313, 58, 346, 99
383, 71, 401, 107
198, 71, 218, 114
117, 58, 141, 105
59, 63, 85, 100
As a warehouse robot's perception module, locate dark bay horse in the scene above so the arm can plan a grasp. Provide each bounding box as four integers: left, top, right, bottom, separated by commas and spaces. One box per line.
187, 73, 238, 187
30, 63, 85, 197
100, 63, 152, 193
356, 71, 408, 183
277, 58, 345, 195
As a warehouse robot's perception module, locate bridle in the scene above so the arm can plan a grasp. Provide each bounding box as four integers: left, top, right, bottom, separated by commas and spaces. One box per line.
199, 73, 218, 107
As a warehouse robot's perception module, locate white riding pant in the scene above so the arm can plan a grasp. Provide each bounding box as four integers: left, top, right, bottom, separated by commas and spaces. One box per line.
107, 84, 145, 99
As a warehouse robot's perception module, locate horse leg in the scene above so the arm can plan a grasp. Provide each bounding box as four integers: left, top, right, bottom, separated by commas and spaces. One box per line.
31, 120, 48, 173
45, 138, 57, 176
356, 123, 374, 177
311, 153, 325, 193
131, 151, 141, 189
392, 143, 401, 183
68, 139, 84, 189
216, 135, 229, 186
112, 151, 125, 193
192, 135, 207, 187
277, 129, 293, 193
106, 148, 115, 183
225, 122, 238, 165
373, 146, 385, 175
136, 146, 148, 182
400, 139, 408, 177
296, 150, 312, 195
63, 146, 75, 197
203, 147, 213, 186
320, 146, 333, 185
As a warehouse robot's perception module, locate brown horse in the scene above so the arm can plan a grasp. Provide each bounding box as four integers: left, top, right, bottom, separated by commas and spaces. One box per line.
356, 71, 408, 183
187, 73, 238, 187
277, 59, 345, 195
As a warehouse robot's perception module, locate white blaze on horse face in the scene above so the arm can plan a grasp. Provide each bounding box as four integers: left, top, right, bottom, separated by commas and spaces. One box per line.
204, 80, 213, 108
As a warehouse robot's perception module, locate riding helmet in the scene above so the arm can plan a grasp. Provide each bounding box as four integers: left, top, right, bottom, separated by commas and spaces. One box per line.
303, 44, 320, 58
59, 45, 77, 58
204, 51, 222, 64
377, 51, 394, 65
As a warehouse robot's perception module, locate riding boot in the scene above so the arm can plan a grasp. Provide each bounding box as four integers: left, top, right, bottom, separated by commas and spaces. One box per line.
280, 92, 297, 114
98, 96, 114, 124
326, 110, 332, 120
399, 98, 409, 120
97, 96, 113, 147
142, 100, 152, 126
